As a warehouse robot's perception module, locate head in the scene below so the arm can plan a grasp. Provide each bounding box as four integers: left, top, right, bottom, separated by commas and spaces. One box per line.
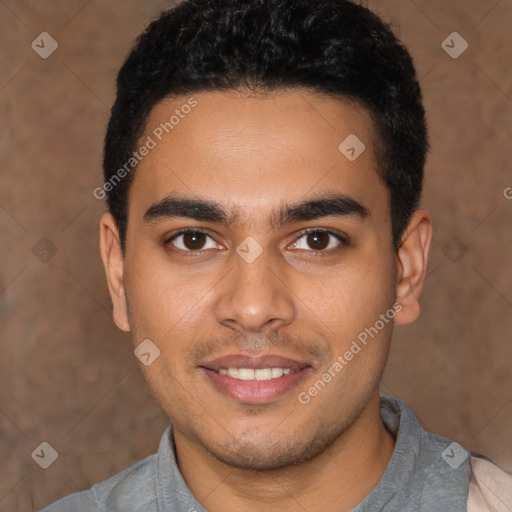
99, 0, 432, 471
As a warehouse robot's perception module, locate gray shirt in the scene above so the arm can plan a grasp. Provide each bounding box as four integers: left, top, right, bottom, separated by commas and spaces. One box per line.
40, 396, 474, 511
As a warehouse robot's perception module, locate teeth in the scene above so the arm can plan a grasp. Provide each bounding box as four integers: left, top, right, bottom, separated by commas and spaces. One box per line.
227, 368, 240, 378
218, 367, 294, 380
238, 368, 255, 380
271, 368, 283, 378
255, 368, 272, 381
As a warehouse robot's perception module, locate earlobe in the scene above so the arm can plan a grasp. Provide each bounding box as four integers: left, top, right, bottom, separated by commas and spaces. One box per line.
394, 210, 432, 326
99, 212, 131, 332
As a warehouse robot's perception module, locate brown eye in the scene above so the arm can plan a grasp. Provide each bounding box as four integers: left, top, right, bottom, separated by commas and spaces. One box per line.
289, 230, 346, 252
306, 232, 330, 250
168, 230, 220, 252
182, 232, 207, 250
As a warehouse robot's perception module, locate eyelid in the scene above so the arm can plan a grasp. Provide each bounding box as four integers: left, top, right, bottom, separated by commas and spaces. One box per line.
288, 228, 348, 252
165, 228, 224, 253
164, 227, 348, 254
166, 227, 210, 239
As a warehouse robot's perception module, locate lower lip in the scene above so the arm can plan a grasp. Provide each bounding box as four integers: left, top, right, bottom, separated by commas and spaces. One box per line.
201, 368, 310, 404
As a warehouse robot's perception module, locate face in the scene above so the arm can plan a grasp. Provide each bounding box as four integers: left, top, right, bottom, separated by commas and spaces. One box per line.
100, 89, 430, 471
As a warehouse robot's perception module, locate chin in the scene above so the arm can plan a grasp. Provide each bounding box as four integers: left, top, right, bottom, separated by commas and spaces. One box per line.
209, 442, 310, 471
203, 421, 343, 472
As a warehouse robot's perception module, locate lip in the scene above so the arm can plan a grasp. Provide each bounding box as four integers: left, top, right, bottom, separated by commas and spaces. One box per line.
201, 353, 311, 372
199, 353, 312, 404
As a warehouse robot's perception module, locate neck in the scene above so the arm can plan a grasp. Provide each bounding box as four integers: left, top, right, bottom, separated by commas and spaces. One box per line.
174, 392, 395, 512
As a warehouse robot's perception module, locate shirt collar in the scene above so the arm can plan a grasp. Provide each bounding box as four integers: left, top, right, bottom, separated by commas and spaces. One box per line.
352, 396, 471, 511
153, 396, 471, 511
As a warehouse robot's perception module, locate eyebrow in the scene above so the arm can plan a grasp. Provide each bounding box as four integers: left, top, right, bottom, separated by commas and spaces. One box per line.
143, 193, 370, 228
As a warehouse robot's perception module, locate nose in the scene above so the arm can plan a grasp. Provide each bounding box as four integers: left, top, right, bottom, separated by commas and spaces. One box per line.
214, 248, 296, 334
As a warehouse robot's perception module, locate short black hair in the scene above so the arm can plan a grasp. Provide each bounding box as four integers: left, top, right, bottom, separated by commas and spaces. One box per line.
103, 0, 428, 253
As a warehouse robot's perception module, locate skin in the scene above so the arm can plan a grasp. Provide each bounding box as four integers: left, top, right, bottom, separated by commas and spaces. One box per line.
100, 89, 432, 511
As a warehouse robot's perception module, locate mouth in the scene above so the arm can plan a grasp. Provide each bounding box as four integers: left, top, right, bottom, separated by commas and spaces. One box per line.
199, 354, 312, 404
217, 367, 295, 380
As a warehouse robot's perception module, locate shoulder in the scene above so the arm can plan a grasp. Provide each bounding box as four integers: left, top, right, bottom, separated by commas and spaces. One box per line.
39, 453, 158, 512
467, 455, 512, 512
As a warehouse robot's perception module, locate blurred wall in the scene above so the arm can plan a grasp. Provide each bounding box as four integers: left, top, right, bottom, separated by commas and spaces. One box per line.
0, 0, 511, 509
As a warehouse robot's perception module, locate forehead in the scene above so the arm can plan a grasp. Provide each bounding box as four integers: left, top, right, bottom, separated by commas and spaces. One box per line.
128, 89, 388, 224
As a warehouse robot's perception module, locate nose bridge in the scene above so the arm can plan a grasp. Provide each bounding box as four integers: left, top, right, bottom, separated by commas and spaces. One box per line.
214, 242, 295, 332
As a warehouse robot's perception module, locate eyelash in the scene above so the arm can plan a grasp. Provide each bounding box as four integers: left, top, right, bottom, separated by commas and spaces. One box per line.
165, 228, 348, 256
165, 228, 220, 256
293, 228, 348, 254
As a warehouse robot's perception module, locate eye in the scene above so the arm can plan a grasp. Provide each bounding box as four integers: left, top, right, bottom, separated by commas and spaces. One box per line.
167, 230, 222, 252
289, 229, 346, 252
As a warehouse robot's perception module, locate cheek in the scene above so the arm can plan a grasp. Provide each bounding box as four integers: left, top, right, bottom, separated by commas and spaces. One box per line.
124, 251, 217, 340
294, 251, 395, 337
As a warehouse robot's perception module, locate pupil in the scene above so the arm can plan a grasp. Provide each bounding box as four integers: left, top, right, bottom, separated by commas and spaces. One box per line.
184, 232, 205, 250
307, 232, 328, 250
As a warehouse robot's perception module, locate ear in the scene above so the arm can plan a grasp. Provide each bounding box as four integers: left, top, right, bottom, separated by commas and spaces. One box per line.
99, 212, 131, 332
394, 210, 432, 325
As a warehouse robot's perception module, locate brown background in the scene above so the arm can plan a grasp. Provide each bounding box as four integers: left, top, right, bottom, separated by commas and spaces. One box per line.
0, 0, 511, 510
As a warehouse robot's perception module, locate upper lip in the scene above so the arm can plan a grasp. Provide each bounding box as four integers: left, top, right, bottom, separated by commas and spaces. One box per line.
199, 353, 313, 372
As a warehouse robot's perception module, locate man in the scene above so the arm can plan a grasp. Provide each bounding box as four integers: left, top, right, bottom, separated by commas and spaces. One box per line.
42, 0, 512, 510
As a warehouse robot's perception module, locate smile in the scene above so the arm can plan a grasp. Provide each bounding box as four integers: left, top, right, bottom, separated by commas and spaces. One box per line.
217, 367, 294, 380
